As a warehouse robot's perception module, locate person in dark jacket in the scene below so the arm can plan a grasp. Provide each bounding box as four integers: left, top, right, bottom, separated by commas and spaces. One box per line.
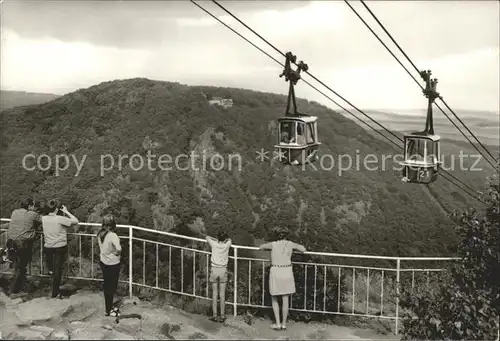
7, 198, 42, 295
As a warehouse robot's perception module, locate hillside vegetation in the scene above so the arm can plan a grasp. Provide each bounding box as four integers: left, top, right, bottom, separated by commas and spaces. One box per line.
0, 90, 60, 111
400, 173, 499, 339
0, 78, 495, 257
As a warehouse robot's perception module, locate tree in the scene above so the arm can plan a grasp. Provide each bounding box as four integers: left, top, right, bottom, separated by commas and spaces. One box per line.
400, 172, 500, 339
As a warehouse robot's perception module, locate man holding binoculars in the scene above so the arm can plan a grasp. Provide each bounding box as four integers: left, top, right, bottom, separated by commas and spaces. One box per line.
42, 199, 79, 298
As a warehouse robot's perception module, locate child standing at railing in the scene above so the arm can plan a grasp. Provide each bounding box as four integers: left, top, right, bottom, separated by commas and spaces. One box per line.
206, 231, 232, 323
259, 226, 306, 331
97, 214, 122, 317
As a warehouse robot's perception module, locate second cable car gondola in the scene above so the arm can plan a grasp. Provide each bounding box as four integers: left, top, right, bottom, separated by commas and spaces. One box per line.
274, 52, 320, 165
399, 70, 441, 183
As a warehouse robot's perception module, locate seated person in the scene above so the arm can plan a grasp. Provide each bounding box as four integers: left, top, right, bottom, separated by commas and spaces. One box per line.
408, 151, 425, 163
426, 154, 438, 165
296, 124, 306, 145
281, 132, 289, 143
280, 132, 295, 144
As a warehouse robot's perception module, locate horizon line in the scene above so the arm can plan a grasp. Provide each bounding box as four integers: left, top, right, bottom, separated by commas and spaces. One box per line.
1, 87, 498, 114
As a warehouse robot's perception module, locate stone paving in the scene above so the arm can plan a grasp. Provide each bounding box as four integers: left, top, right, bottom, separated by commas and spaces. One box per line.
0, 290, 399, 340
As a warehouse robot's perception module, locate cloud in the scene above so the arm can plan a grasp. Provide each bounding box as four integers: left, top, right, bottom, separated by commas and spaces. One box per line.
0, 1, 312, 48
1, 29, 153, 93
1, 1, 498, 112
4, 0, 497, 57
311, 47, 499, 112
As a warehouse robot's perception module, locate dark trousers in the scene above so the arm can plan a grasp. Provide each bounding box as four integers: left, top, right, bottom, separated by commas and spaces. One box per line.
44, 245, 67, 297
100, 261, 121, 313
10, 239, 33, 293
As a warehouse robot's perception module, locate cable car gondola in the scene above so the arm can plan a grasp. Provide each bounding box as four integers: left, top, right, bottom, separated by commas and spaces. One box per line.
274, 52, 320, 165
399, 70, 441, 183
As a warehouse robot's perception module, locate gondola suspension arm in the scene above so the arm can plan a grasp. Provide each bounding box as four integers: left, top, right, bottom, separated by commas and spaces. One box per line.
420, 70, 439, 135
280, 52, 309, 117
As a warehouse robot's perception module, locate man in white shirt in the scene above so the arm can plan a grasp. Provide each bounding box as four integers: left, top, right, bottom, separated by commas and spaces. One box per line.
42, 199, 79, 298
206, 231, 231, 323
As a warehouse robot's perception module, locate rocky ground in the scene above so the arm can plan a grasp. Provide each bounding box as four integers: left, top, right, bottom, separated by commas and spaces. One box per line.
0, 289, 400, 340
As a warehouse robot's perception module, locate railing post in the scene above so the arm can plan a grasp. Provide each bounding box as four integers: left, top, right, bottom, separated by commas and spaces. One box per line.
129, 226, 133, 298
496, 316, 500, 341
39, 233, 43, 275
497, 317, 499, 341
395, 258, 401, 335
233, 246, 238, 316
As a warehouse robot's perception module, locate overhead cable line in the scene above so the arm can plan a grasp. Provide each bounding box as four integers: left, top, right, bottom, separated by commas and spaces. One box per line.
190, 0, 401, 151
209, 0, 405, 146
208, 1, 485, 202
207, 0, 486, 197
344, 0, 497, 170
194, 0, 483, 203
440, 172, 484, 204
191, 0, 484, 204
355, 0, 499, 168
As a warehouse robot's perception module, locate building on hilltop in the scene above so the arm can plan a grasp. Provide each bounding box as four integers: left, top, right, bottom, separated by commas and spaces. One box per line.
208, 97, 233, 109
202, 92, 233, 109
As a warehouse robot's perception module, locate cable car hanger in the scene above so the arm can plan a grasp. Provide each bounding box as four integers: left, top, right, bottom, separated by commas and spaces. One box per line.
417, 70, 439, 136
280, 52, 309, 117
400, 69, 441, 184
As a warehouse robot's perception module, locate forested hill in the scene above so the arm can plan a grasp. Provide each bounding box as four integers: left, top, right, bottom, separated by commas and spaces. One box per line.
0, 78, 494, 257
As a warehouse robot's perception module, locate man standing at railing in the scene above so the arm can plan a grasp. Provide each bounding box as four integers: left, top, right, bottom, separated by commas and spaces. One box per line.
6, 198, 42, 295
42, 199, 79, 298
206, 231, 232, 323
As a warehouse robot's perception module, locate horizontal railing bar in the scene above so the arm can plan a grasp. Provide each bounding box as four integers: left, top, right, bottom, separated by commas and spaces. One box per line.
236, 257, 397, 272
399, 268, 446, 272
67, 232, 95, 237
234, 302, 397, 320
109, 280, 401, 320
232, 244, 458, 261
132, 237, 211, 255
0, 272, 130, 285
132, 282, 214, 301
291, 261, 395, 271
0, 219, 460, 261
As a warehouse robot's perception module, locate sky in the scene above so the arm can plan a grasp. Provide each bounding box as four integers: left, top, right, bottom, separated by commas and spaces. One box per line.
1, 0, 499, 112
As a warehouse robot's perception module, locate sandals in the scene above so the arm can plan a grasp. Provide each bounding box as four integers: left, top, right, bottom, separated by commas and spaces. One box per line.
106, 307, 121, 317
271, 323, 287, 330
105, 310, 120, 317
209, 316, 227, 323
0, 248, 12, 264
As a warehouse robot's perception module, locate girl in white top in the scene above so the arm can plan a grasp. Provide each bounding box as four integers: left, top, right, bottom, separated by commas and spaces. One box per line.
97, 214, 121, 317
206, 231, 232, 322
259, 226, 306, 331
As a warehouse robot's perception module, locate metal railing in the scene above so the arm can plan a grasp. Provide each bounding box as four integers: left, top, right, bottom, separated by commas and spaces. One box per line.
0, 218, 458, 335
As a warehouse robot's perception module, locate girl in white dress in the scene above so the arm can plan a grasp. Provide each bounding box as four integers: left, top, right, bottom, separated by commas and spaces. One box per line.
259, 226, 306, 330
